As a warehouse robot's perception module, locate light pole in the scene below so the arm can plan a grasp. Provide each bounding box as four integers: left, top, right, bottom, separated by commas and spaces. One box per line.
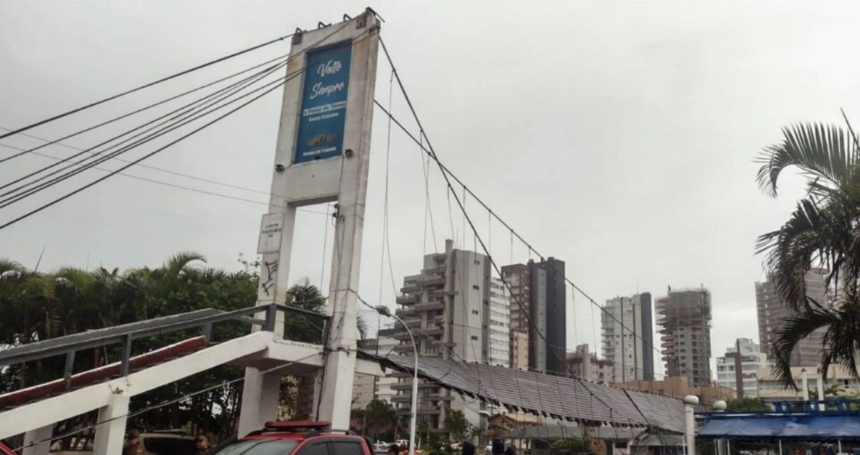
376, 306, 419, 455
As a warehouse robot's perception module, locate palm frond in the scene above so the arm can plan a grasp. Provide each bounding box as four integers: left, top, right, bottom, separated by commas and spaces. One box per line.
163, 252, 206, 280
770, 305, 835, 389
756, 123, 858, 197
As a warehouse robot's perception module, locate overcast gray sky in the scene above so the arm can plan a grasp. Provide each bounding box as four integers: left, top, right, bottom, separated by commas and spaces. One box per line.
2, 1, 858, 378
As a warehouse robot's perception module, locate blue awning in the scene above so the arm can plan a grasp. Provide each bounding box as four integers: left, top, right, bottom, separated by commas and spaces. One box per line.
699, 416, 860, 441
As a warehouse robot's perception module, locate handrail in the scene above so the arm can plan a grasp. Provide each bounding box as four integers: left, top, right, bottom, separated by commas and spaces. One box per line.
0, 303, 331, 387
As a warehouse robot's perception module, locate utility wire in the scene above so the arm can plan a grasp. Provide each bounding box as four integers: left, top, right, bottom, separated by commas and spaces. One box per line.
0, 74, 288, 209
0, 133, 272, 198
378, 38, 619, 413
374, 101, 697, 385
0, 142, 331, 215
0, 58, 289, 202
0, 77, 286, 231
0, 52, 291, 165
0, 33, 295, 143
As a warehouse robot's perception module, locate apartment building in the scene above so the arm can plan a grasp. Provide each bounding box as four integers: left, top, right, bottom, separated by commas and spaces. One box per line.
656, 286, 712, 387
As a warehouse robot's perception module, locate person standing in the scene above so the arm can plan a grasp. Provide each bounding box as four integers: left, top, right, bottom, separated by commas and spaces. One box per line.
195, 435, 211, 454
462, 439, 476, 455
123, 430, 143, 455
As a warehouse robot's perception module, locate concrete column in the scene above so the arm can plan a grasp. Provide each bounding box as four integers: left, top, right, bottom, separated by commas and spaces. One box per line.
22, 425, 53, 455
92, 394, 130, 455
237, 369, 281, 437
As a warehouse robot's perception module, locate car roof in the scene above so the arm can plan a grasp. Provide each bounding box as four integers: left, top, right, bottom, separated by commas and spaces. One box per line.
243, 433, 367, 442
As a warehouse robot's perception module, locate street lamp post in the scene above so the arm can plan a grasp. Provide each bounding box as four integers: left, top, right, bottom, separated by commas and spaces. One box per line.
376, 306, 419, 455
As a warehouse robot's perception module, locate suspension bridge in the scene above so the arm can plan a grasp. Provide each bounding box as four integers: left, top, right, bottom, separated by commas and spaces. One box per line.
0, 9, 696, 455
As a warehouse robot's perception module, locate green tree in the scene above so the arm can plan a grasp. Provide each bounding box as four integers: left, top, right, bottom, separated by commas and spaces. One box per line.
725, 397, 771, 412
364, 399, 397, 438
755, 123, 860, 388
445, 409, 472, 442
0, 253, 336, 445
284, 278, 327, 343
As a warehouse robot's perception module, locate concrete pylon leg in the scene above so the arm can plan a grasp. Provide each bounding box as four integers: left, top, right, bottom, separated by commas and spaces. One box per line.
316, 350, 357, 430
237, 368, 281, 437
93, 394, 130, 455
22, 425, 53, 455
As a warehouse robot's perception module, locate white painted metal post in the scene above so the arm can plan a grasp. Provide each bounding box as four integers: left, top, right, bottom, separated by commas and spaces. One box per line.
816, 366, 825, 411
683, 395, 698, 455
801, 369, 809, 402
92, 394, 130, 455
778, 439, 782, 455
238, 10, 380, 434
22, 425, 52, 455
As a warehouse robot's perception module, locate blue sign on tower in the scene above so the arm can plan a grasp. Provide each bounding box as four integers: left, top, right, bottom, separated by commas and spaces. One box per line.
294, 42, 353, 164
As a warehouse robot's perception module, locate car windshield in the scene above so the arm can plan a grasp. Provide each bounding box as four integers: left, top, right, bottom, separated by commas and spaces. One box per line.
143, 437, 196, 455
213, 440, 300, 455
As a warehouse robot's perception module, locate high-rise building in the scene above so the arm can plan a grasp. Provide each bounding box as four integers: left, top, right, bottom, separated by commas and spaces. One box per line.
566, 344, 614, 385
502, 258, 566, 374
715, 338, 769, 397
656, 286, 712, 387
601, 293, 654, 382
756, 268, 829, 366
510, 329, 528, 370
392, 239, 509, 431
501, 263, 531, 370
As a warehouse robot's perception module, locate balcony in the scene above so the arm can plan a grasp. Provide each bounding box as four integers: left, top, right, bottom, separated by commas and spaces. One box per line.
396, 308, 417, 318
396, 294, 418, 305
401, 283, 420, 294
422, 326, 444, 336
414, 302, 445, 312
391, 381, 439, 390
397, 407, 441, 415
403, 318, 422, 328
391, 394, 451, 403
421, 275, 444, 286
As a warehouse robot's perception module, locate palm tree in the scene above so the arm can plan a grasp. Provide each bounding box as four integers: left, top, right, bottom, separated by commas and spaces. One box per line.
756, 122, 860, 387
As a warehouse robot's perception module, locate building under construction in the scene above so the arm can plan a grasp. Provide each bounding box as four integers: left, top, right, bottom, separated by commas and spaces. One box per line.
656, 286, 712, 387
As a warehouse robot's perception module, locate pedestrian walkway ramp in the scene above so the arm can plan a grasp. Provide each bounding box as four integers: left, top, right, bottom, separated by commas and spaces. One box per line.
363, 353, 687, 433
0, 305, 687, 445
0, 304, 384, 442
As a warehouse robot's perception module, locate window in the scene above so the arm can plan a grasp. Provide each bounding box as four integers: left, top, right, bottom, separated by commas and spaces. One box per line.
471, 335, 478, 340
217, 440, 301, 455
473, 285, 480, 290
143, 438, 196, 454
297, 441, 330, 455
472, 310, 479, 315
332, 441, 364, 455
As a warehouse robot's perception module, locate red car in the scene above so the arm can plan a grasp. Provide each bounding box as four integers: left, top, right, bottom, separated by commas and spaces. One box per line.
212, 421, 373, 455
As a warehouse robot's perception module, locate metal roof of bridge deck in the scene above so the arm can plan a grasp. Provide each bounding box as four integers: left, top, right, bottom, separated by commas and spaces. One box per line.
359, 352, 686, 433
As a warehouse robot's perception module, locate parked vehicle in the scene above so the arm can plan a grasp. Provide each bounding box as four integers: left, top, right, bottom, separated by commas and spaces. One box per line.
49, 432, 196, 455
374, 441, 390, 452
211, 421, 373, 455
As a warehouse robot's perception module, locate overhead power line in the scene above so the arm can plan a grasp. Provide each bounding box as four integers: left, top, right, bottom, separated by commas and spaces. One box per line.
0, 57, 290, 201
0, 75, 288, 210
0, 77, 287, 231
0, 20, 373, 230
0, 33, 295, 143
0, 142, 331, 215
0, 52, 291, 166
